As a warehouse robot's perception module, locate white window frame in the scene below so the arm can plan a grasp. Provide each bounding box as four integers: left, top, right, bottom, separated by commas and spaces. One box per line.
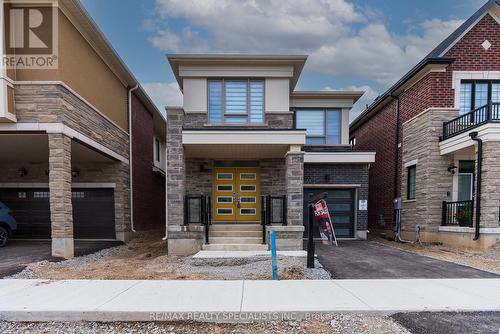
240, 196, 256, 203
240, 184, 256, 192
240, 208, 256, 215
217, 196, 233, 203
217, 185, 233, 192
217, 208, 234, 215
217, 173, 233, 180
239, 173, 256, 180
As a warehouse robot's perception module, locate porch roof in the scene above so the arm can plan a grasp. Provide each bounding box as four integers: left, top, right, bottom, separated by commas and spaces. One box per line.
182, 129, 306, 159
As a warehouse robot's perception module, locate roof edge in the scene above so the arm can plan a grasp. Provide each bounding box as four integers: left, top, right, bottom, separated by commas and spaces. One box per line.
349, 57, 455, 130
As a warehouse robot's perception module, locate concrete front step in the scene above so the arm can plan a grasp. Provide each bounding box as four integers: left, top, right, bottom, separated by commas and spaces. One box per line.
209, 237, 262, 245
209, 224, 261, 232
202, 243, 268, 251
209, 230, 262, 238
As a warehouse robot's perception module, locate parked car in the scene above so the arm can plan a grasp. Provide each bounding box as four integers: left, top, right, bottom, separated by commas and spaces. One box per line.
0, 201, 17, 247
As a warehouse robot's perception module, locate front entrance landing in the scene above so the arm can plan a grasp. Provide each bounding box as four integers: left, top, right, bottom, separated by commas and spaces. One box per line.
316, 240, 499, 279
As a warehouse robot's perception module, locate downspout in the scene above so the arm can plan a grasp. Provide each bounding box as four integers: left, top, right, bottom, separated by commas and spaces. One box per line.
128, 85, 139, 233
163, 125, 168, 241
470, 131, 482, 240
390, 93, 401, 201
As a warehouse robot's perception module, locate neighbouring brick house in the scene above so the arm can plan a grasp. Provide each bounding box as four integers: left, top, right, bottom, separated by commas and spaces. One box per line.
0, 0, 165, 258
165, 54, 375, 255
350, 0, 500, 249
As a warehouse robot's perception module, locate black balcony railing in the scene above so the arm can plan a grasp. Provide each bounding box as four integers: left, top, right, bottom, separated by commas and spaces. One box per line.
441, 200, 474, 227
442, 102, 500, 140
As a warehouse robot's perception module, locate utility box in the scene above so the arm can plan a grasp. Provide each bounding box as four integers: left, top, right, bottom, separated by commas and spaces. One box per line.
394, 197, 402, 210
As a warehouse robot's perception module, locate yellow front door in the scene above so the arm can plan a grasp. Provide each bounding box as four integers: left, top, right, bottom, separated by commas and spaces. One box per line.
213, 167, 260, 222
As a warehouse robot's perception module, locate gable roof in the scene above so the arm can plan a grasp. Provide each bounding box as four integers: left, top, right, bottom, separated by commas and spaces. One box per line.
350, 0, 500, 131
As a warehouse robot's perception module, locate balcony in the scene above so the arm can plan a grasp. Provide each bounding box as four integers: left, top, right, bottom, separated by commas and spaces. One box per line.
441, 102, 500, 140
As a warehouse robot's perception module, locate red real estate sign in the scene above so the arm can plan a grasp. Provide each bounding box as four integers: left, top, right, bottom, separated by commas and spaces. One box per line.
312, 199, 338, 246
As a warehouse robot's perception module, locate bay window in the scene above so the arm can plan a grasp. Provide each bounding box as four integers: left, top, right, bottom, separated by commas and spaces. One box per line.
296, 109, 341, 144
460, 80, 500, 115
208, 79, 264, 124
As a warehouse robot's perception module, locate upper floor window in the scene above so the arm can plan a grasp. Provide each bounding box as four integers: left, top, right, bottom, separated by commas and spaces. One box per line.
208, 79, 264, 124
295, 109, 341, 144
460, 81, 500, 115
154, 138, 161, 162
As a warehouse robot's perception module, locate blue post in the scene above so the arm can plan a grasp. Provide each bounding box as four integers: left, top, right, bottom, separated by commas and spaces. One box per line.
270, 230, 278, 280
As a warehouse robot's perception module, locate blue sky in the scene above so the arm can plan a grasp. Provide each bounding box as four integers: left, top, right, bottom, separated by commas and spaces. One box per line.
80, 0, 485, 119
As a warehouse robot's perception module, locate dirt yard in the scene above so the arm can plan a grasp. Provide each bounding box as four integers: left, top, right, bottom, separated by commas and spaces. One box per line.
372, 235, 500, 274
8, 233, 329, 280
0, 314, 411, 334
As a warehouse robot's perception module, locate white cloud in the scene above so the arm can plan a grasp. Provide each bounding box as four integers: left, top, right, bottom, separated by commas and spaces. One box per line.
142, 82, 183, 114
146, 0, 463, 87
322, 85, 379, 122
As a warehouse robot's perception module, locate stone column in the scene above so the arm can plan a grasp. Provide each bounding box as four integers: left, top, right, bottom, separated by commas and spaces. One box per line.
166, 108, 185, 226
113, 162, 131, 241
285, 145, 304, 226
479, 141, 500, 228
48, 133, 74, 258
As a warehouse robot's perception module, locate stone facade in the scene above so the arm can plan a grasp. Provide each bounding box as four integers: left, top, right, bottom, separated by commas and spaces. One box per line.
260, 159, 286, 196
285, 152, 304, 226
166, 109, 185, 226
401, 109, 458, 233
480, 141, 500, 228
182, 112, 293, 129
48, 133, 74, 258
304, 163, 370, 232
14, 84, 129, 159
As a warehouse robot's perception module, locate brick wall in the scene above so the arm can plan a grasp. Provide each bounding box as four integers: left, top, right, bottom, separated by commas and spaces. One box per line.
131, 93, 165, 231
304, 164, 369, 230
351, 14, 500, 229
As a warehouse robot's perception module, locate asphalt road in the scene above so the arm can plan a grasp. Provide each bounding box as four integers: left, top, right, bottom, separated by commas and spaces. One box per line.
392, 311, 500, 334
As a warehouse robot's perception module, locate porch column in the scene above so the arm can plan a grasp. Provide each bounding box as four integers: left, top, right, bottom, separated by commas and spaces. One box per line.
48, 133, 74, 259
285, 145, 304, 226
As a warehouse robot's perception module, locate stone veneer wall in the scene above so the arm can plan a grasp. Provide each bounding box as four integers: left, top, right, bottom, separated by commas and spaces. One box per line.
401, 109, 458, 233
285, 153, 304, 226
479, 141, 500, 228
14, 84, 129, 158
303, 164, 369, 231
260, 159, 286, 196
48, 133, 74, 258
166, 109, 185, 225
182, 113, 294, 129
185, 159, 213, 197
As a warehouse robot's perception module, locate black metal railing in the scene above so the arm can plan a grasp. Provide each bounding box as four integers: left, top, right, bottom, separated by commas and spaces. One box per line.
442, 102, 500, 140
441, 200, 474, 227
260, 195, 288, 244
183, 195, 211, 244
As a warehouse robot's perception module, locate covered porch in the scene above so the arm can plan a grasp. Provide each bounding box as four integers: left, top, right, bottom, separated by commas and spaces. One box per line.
166, 125, 306, 254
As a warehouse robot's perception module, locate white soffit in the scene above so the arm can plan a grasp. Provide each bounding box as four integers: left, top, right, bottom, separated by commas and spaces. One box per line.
304, 151, 376, 164
182, 130, 306, 145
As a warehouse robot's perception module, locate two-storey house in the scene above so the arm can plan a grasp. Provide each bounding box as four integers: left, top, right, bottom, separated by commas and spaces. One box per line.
350, 0, 500, 249
0, 0, 165, 258
165, 54, 375, 255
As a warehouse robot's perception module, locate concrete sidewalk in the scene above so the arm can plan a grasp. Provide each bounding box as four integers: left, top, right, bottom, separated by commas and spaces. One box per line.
1, 279, 500, 322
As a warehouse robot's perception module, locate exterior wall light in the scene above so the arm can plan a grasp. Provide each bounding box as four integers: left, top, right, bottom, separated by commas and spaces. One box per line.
18, 168, 28, 177
71, 169, 80, 178
447, 163, 457, 174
